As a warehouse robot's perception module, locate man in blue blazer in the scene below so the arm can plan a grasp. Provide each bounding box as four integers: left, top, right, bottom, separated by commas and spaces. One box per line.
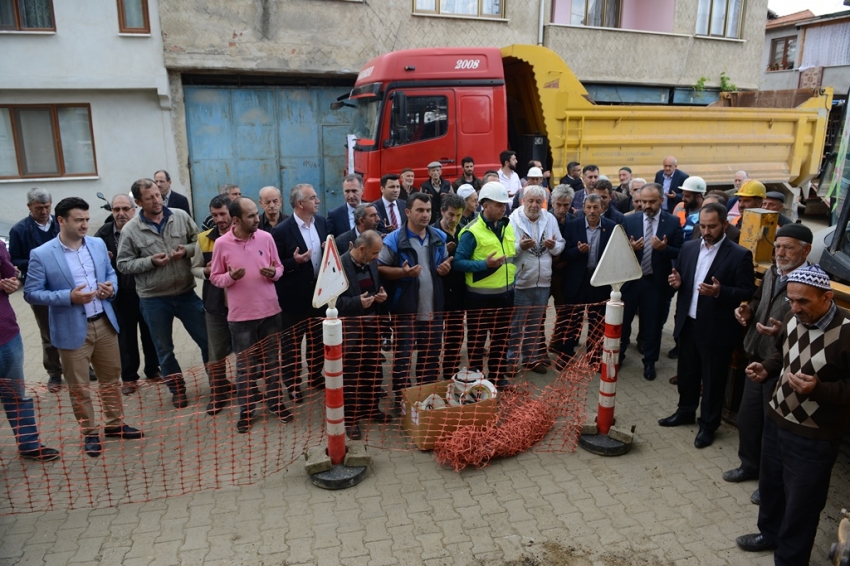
554, 193, 615, 367
326, 174, 364, 237
653, 156, 689, 213
620, 183, 684, 380
272, 184, 329, 400
660, 202, 755, 448
24, 197, 144, 458
154, 170, 191, 216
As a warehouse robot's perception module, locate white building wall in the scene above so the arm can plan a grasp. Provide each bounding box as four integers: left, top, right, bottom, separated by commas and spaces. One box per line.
0, 0, 181, 227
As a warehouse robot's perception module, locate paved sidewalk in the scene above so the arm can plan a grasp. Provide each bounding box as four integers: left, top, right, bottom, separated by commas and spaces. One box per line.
1, 290, 848, 565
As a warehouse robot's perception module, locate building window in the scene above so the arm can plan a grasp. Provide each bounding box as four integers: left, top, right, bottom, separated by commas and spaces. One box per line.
117, 0, 149, 33
0, 0, 55, 31
414, 0, 503, 18
566, 0, 620, 28
769, 36, 796, 71
696, 0, 743, 39
0, 105, 97, 178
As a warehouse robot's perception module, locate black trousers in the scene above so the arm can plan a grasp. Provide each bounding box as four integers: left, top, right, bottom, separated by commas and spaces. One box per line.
114, 290, 160, 382
676, 318, 734, 431
281, 310, 324, 392
442, 309, 466, 379
342, 318, 383, 425
735, 372, 777, 475
621, 276, 664, 363
465, 293, 513, 384
758, 417, 841, 565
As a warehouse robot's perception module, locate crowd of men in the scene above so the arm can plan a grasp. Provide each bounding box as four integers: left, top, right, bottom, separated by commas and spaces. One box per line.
2, 154, 848, 564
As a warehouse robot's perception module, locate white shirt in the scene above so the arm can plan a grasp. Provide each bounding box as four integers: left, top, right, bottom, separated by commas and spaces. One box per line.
59, 237, 104, 318
382, 197, 400, 228
347, 203, 357, 230
643, 212, 659, 239
34, 217, 53, 232
498, 169, 522, 197
688, 235, 726, 319
296, 215, 322, 278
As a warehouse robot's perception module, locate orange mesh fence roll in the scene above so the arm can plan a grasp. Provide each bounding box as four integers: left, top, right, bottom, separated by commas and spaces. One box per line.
0, 303, 605, 514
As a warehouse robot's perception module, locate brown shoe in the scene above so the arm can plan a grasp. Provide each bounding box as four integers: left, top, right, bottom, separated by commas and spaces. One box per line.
530, 362, 549, 374
122, 382, 138, 395
669, 374, 678, 385
146, 372, 163, 383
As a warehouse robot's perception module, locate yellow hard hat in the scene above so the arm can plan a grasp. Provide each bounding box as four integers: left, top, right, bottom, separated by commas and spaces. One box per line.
735, 180, 766, 198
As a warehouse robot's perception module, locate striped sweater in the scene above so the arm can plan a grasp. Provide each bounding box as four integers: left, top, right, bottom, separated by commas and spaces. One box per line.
764, 306, 850, 440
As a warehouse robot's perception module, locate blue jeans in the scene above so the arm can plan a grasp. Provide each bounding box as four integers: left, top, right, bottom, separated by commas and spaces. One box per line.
0, 333, 40, 452
508, 286, 550, 366
139, 291, 209, 393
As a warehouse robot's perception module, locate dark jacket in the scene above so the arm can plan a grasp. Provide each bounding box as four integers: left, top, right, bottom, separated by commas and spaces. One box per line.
258, 210, 288, 233
327, 203, 355, 237
373, 198, 407, 235
164, 191, 191, 216
672, 236, 755, 343
742, 264, 794, 363
419, 178, 452, 218
653, 169, 689, 212
9, 215, 59, 278
271, 214, 328, 315
334, 228, 358, 255
95, 222, 136, 294
621, 210, 684, 299
380, 226, 447, 315
337, 251, 382, 317
452, 175, 482, 192
560, 216, 616, 301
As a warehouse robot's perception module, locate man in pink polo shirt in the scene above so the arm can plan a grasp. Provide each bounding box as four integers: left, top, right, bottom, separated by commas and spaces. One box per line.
209, 197, 288, 433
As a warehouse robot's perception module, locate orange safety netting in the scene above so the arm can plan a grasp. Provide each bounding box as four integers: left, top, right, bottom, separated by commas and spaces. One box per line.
0, 302, 606, 514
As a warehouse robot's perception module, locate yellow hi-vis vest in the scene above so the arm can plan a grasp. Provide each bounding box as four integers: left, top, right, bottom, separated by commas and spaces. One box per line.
460, 216, 517, 293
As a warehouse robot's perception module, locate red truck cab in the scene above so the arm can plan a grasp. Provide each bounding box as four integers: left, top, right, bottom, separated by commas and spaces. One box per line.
341, 47, 509, 201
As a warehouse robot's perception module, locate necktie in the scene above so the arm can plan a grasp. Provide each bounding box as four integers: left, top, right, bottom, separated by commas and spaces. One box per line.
389, 202, 399, 229
641, 216, 654, 276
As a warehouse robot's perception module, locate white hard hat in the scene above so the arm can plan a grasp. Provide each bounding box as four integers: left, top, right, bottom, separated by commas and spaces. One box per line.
479, 181, 510, 204
527, 167, 543, 178
680, 176, 706, 194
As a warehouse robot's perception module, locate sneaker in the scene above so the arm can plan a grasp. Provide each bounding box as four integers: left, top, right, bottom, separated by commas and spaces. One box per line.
20, 446, 60, 462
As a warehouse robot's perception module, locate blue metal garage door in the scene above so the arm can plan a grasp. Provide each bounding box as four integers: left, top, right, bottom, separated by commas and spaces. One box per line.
184, 86, 352, 217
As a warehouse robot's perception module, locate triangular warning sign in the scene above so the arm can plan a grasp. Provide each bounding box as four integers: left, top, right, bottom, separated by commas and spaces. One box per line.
590, 224, 643, 291
312, 235, 350, 309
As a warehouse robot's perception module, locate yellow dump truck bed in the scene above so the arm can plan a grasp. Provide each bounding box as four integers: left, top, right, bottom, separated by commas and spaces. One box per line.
501, 44, 832, 187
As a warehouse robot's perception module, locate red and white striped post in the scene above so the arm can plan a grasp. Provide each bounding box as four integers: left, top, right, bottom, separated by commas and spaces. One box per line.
596, 290, 623, 435
322, 303, 346, 465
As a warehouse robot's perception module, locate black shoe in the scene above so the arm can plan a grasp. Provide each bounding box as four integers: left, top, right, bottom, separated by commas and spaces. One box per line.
722, 467, 758, 483
750, 489, 761, 505
694, 428, 715, 448
618, 352, 626, 365
496, 378, 511, 389
346, 424, 362, 440
47, 376, 62, 393
236, 410, 254, 433
206, 396, 228, 416
172, 391, 188, 409
667, 346, 679, 359
20, 446, 60, 462
89, 366, 97, 381
658, 411, 696, 427
104, 425, 144, 440
735, 533, 776, 552
270, 405, 294, 423
643, 361, 656, 381
84, 436, 102, 458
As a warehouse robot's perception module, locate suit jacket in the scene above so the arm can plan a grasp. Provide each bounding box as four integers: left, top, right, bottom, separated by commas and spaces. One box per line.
653, 169, 689, 212
23, 236, 120, 350
164, 191, 191, 216
560, 216, 616, 301
672, 236, 755, 342
327, 203, 355, 237
622, 210, 684, 297
334, 228, 358, 254
373, 198, 407, 235
337, 251, 382, 317
271, 214, 328, 315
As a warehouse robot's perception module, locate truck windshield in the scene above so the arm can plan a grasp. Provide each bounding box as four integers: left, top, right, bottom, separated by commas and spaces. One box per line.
350, 96, 382, 147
